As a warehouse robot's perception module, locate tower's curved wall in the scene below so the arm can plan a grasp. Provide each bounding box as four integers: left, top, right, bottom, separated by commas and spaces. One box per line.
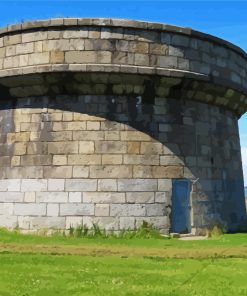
0, 18, 246, 233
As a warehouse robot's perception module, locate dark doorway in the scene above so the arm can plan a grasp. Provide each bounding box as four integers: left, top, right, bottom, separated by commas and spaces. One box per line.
171, 179, 191, 233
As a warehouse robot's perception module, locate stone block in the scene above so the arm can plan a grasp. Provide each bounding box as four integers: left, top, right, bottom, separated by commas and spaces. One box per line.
6, 45, 16, 56
155, 192, 171, 203
68, 155, 101, 165
152, 166, 183, 178
53, 155, 67, 166
13, 141, 26, 156
90, 165, 132, 178
158, 56, 178, 68
37, 192, 68, 203
11, 156, 20, 166
0, 215, 18, 228
146, 204, 166, 216
65, 179, 97, 192
73, 131, 104, 141
110, 204, 145, 217
30, 217, 66, 229
34, 41, 43, 52
104, 131, 119, 141
21, 155, 52, 166
73, 166, 89, 178
24, 192, 36, 203
126, 192, 154, 204
4, 34, 22, 45
119, 217, 135, 230
67, 122, 87, 131
69, 192, 82, 203
0, 179, 21, 191
0, 203, 14, 215
140, 142, 163, 155
14, 203, 46, 216
7, 132, 30, 143
28, 52, 50, 65
27, 142, 48, 155
79, 141, 94, 153
86, 121, 100, 131
4, 55, 19, 68
18, 121, 37, 133
22, 31, 48, 43
97, 179, 117, 191
127, 142, 140, 154
95, 204, 110, 216
150, 43, 168, 55
129, 41, 149, 54
60, 203, 94, 216
6, 166, 43, 179
102, 155, 122, 165
16, 42, 34, 55
43, 166, 72, 178
21, 179, 47, 192
48, 142, 78, 154
65, 51, 97, 63
133, 166, 153, 178
158, 179, 172, 191
118, 179, 157, 192
134, 53, 149, 66
48, 179, 65, 191
123, 155, 159, 165
47, 204, 59, 216
50, 51, 65, 63
63, 29, 88, 38
42, 39, 70, 51
160, 155, 184, 166
95, 141, 127, 154
120, 131, 151, 141
0, 156, 11, 167
83, 192, 125, 203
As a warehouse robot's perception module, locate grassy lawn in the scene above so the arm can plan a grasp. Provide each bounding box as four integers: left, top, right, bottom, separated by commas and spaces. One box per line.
0, 229, 247, 295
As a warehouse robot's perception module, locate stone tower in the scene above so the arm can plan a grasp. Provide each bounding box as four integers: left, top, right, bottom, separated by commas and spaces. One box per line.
0, 18, 246, 233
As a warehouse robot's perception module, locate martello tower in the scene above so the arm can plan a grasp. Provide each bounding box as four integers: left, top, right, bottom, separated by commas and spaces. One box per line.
0, 18, 246, 233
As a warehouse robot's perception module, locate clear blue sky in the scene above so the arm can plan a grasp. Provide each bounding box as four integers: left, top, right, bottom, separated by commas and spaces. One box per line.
0, 0, 246, 183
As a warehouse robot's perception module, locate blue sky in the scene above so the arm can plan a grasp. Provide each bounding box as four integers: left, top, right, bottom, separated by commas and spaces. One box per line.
0, 0, 246, 183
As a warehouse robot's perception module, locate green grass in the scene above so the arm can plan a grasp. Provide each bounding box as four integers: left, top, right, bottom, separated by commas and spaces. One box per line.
0, 229, 247, 295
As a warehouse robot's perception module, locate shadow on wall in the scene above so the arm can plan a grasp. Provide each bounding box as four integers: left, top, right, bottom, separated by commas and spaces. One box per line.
0, 92, 246, 232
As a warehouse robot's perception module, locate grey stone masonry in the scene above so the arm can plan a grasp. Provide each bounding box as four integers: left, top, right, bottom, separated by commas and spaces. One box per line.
0, 18, 246, 233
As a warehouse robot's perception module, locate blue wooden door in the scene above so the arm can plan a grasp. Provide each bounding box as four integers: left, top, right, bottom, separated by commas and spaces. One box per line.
171, 179, 191, 233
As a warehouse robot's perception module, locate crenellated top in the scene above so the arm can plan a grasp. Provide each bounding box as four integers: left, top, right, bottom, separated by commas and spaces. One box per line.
0, 18, 246, 116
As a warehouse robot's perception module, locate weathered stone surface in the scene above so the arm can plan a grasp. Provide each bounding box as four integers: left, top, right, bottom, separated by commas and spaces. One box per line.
36, 192, 68, 203
83, 192, 125, 203
90, 165, 132, 178
65, 179, 97, 191
126, 192, 154, 204
110, 204, 146, 217
97, 179, 117, 191
118, 179, 157, 192
69, 192, 82, 203
0, 18, 246, 234
95, 204, 110, 216
60, 204, 94, 216
21, 179, 47, 192
14, 203, 46, 216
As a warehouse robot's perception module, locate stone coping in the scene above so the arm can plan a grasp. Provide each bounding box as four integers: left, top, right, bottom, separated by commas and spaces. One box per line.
0, 17, 246, 59
0, 63, 246, 96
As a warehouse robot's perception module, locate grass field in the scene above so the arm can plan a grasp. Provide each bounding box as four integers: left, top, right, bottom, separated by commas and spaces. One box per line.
0, 229, 247, 295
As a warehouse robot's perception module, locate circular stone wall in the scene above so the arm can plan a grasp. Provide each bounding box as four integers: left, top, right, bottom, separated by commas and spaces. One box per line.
0, 18, 246, 233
